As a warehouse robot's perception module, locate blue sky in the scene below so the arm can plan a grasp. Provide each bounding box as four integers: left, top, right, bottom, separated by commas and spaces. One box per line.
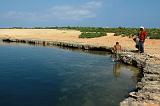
0, 0, 160, 28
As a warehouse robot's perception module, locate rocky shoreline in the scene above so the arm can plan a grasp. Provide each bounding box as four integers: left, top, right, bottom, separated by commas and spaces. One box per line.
1, 38, 113, 52
120, 52, 160, 106
1, 38, 160, 106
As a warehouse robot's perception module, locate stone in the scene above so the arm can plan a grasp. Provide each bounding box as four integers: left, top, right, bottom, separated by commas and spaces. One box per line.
120, 52, 160, 106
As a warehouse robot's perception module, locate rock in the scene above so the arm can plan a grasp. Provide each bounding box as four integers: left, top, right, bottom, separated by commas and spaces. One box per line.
120, 52, 160, 106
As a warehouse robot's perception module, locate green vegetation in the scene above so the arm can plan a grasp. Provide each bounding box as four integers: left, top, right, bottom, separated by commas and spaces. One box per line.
79, 32, 107, 38
1, 26, 160, 39
77, 27, 160, 39
146, 28, 160, 39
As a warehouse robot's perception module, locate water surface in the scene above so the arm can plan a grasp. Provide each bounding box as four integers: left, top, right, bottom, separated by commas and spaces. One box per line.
0, 43, 139, 106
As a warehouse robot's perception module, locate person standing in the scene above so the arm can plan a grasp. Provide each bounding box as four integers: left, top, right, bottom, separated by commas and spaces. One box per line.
138, 26, 147, 53
133, 35, 139, 49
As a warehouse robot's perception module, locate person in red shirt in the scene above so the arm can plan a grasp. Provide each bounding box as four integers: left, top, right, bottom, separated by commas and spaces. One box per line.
138, 26, 147, 53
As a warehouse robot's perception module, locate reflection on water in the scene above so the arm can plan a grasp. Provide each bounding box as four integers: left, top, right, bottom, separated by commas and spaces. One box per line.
113, 62, 140, 83
0, 41, 110, 56
113, 62, 121, 78
0, 43, 140, 106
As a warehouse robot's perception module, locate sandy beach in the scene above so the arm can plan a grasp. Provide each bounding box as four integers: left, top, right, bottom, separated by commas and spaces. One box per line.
0, 29, 160, 58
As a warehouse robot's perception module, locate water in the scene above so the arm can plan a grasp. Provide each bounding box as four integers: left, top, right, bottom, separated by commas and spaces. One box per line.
0, 43, 140, 106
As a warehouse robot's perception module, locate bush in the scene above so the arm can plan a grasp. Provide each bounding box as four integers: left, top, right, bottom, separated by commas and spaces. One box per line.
78, 27, 160, 39
148, 32, 160, 39
79, 32, 107, 38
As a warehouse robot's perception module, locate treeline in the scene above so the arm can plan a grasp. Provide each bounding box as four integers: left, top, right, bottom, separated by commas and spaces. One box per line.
0, 27, 71, 29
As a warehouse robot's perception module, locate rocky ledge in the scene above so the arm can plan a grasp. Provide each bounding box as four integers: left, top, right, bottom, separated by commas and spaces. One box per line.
120, 52, 160, 106
1, 38, 113, 52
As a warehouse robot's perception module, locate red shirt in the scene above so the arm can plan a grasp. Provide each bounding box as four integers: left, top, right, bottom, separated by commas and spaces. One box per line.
139, 31, 147, 41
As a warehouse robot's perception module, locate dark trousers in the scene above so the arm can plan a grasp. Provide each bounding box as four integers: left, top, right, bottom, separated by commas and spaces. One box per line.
139, 41, 144, 53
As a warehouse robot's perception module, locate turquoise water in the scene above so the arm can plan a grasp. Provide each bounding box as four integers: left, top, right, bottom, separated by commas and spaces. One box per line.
0, 43, 139, 106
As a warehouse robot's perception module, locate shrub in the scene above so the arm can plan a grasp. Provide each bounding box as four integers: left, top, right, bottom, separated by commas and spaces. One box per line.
148, 32, 160, 39
79, 32, 107, 38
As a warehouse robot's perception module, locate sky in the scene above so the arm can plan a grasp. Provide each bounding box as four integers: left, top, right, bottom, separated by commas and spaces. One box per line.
0, 0, 160, 28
